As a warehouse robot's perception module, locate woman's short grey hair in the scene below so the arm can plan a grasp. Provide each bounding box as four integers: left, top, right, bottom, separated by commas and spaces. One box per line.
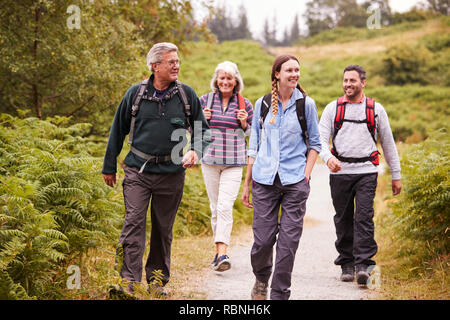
210, 61, 244, 93
146, 42, 178, 72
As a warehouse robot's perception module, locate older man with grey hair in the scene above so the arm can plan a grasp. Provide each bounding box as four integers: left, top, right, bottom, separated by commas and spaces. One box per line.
102, 42, 210, 298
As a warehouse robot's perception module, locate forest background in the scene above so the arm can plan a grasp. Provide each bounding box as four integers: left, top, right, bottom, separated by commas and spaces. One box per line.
0, 0, 448, 299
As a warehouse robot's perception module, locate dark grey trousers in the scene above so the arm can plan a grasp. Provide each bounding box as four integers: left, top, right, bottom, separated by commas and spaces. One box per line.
116, 166, 185, 286
329, 173, 378, 267
251, 175, 310, 300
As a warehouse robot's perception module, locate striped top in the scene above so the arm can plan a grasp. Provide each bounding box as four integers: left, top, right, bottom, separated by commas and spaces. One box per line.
200, 92, 253, 166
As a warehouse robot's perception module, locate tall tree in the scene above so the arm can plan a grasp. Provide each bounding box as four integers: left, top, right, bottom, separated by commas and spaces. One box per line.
290, 14, 301, 43
235, 4, 252, 40
208, 5, 231, 42
304, 0, 337, 36
0, 0, 210, 133
426, 0, 449, 15
336, 0, 368, 28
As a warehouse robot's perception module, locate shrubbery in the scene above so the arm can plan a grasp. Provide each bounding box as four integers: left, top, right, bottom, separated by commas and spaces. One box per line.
392, 129, 449, 257
0, 114, 124, 299
381, 43, 432, 85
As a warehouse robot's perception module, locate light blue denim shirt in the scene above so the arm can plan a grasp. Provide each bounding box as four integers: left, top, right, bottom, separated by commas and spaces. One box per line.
248, 88, 321, 186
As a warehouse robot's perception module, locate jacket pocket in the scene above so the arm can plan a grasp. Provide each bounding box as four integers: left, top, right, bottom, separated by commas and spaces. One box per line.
170, 117, 186, 128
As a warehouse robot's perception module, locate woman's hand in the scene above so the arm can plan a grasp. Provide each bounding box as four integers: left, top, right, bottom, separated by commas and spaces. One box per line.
203, 108, 212, 120
241, 183, 253, 208
182, 150, 198, 168
237, 109, 248, 129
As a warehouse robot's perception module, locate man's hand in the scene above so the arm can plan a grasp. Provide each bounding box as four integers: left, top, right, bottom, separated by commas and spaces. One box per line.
392, 179, 402, 196
327, 157, 342, 173
102, 173, 116, 187
182, 150, 198, 168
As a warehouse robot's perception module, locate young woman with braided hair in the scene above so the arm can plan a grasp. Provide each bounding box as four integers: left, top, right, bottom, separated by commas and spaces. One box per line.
242, 55, 321, 300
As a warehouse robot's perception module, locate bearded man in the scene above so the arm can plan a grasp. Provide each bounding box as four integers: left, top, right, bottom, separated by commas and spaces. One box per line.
318, 65, 402, 285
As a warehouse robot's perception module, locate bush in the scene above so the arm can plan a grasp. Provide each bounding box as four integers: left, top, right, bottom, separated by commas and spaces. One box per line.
381, 43, 432, 85
392, 129, 449, 257
0, 114, 123, 299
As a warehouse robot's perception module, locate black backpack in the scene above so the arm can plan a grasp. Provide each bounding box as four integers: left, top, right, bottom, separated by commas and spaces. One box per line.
259, 92, 310, 151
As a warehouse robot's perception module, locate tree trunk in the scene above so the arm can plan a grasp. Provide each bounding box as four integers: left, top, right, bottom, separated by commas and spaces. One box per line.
33, 5, 42, 119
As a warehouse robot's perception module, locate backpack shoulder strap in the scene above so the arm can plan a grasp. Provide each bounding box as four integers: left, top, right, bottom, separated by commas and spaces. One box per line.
238, 93, 245, 110
128, 78, 149, 145
295, 93, 309, 149
334, 96, 346, 131
365, 97, 377, 144
330, 96, 346, 156
206, 92, 214, 110
259, 93, 272, 129
175, 80, 192, 130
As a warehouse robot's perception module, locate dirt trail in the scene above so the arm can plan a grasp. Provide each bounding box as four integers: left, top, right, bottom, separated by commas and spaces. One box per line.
202, 164, 377, 300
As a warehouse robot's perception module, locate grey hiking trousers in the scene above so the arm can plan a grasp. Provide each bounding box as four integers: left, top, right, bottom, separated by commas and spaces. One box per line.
116, 166, 185, 286
251, 174, 310, 300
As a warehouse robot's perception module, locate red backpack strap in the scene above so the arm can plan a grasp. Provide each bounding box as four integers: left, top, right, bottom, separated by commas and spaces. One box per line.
365, 97, 377, 144
334, 96, 346, 131
238, 93, 245, 110
331, 96, 346, 156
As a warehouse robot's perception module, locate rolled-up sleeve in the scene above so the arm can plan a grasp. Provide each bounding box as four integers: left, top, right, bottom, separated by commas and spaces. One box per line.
305, 97, 321, 154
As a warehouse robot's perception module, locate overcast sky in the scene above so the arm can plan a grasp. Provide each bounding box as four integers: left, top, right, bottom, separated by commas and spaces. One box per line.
194, 0, 424, 41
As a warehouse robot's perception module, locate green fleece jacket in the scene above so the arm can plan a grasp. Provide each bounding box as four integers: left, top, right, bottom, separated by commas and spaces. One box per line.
102, 75, 210, 174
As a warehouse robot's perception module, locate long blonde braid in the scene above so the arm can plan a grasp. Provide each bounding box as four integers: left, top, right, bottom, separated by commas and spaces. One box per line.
269, 79, 278, 124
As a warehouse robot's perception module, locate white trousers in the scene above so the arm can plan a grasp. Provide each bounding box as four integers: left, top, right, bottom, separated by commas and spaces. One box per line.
201, 164, 243, 245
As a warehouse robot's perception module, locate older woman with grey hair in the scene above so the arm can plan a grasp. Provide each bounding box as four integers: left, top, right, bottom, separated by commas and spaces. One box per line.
199, 61, 253, 272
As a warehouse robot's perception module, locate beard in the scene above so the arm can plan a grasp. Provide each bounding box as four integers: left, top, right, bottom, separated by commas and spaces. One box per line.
344, 86, 362, 99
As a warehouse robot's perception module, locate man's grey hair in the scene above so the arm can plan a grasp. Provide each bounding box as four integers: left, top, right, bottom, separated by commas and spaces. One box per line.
146, 42, 178, 72
210, 61, 244, 93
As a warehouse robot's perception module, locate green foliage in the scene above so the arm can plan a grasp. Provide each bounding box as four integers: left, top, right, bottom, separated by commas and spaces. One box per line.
179, 40, 273, 103
0, 114, 123, 299
392, 9, 432, 24
299, 20, 425, 46
0, 0, 212, 135
303, 0, 392, 37
208, 3, 252, 42
381, 43, 432, 85
392, 129, 450, 257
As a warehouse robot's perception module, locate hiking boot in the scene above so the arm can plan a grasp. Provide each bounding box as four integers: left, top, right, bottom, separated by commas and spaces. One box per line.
251, 279, 268, 300
210, 253, 218, 267
213, 255, 231, 272
148, 282, 168, 298
108, 284, 137, 300
356, 264, 370, 285
340, 264, 355, 282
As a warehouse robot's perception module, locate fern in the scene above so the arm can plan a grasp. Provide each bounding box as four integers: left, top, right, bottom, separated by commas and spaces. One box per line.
0, 115, 124, 299
392, 129, 450, 256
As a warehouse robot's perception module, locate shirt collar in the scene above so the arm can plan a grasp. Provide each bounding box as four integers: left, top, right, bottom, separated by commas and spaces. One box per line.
343, 94, 365, 104
282, 88, 304, 109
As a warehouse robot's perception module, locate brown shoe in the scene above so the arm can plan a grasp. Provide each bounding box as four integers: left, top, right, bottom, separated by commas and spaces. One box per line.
251, 279, 268, 300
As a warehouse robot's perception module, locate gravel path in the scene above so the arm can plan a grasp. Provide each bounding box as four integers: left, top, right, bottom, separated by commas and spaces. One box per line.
204, 164, 377, 300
